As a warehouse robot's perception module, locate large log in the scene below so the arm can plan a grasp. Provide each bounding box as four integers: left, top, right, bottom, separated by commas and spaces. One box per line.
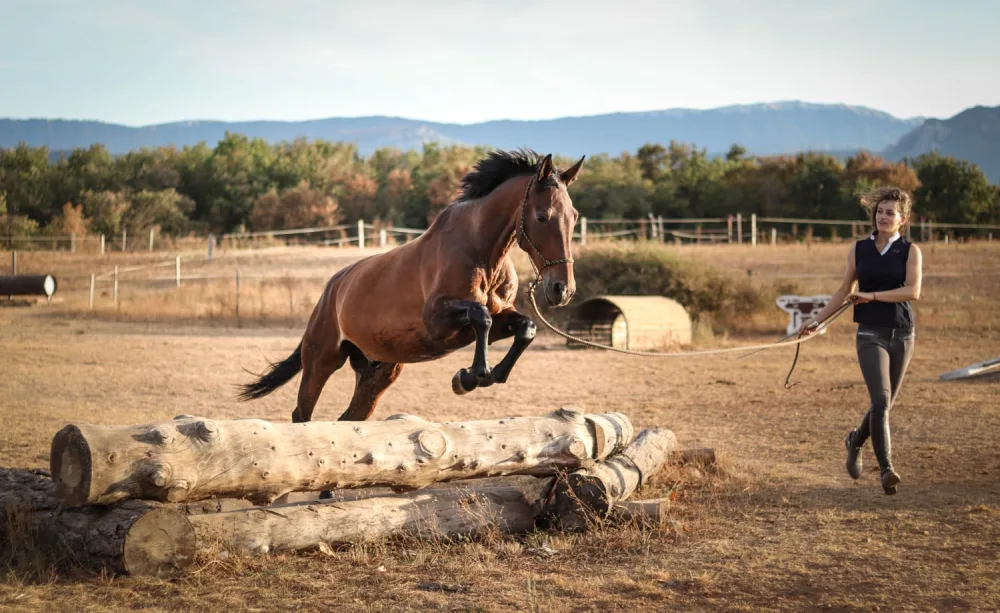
181, 428, 679, 562
0, 468, 247, 577
545, 427, 678, 531
189, 475, 552, 556
50, 409, 634, 507
8, 427, 679, 576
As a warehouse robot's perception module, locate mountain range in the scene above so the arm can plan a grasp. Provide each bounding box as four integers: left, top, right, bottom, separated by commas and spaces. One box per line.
882, 105, 1000, 181
2, 101, 998, 182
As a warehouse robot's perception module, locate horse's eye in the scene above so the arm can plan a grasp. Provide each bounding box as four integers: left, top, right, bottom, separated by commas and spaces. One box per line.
536, 214, 549, 223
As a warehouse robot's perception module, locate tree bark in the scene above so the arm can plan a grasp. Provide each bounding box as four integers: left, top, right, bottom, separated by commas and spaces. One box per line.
50, 409, 634, 507
545, 427, 677, 531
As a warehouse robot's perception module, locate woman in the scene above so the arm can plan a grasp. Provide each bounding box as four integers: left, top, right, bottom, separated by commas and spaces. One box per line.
800, 186, 923, 495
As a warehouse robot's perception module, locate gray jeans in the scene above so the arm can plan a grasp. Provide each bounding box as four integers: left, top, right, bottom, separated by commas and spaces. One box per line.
853, 324, 916, 473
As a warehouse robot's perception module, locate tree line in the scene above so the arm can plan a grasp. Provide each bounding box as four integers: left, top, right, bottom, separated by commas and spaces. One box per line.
1, 133, 997, 241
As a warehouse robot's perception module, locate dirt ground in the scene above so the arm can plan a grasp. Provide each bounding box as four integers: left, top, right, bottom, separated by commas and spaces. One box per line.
2, 241, 999, 612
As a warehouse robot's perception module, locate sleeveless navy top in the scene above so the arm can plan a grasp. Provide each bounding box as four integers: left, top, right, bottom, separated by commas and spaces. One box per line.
853, 233, 914, 329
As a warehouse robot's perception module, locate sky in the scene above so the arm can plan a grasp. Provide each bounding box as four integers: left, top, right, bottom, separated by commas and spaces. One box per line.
1, 0, 998, 126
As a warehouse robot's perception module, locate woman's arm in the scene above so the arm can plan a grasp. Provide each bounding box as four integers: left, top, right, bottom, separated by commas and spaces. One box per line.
848, 243, 922, 303
800, 243, 857, 334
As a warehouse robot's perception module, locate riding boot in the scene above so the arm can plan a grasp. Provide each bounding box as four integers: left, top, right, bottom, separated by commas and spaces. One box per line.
869, 406, 900, 495
844, 428, 863, 480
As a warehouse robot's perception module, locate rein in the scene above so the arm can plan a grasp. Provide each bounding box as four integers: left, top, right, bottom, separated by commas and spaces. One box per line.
513, 173, 852, 384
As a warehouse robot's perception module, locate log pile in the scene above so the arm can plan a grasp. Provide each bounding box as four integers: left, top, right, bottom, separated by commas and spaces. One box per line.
1, 408, 714, 577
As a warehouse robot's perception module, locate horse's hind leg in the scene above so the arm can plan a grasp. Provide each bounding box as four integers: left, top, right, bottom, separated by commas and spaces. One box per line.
338, 359, 404, 421
292, 340, 348, 423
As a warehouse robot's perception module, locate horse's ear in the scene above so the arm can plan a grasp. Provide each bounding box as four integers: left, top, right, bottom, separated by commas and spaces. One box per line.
537, 153, 554, 182
560, 155, 586, 186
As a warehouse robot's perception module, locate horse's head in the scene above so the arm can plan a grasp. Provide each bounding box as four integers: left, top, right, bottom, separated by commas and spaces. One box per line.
519, 153, 586, 308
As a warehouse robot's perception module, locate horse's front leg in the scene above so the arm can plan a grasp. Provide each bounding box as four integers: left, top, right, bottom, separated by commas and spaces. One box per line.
479, 309, 536, 387
423, 297, 493, 395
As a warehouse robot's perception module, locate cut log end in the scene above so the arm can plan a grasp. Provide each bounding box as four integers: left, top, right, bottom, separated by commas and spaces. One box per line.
611, 498, 671, 528
585, 413, 635, 460
122, 508, 196, 577
50, 425, 92, 507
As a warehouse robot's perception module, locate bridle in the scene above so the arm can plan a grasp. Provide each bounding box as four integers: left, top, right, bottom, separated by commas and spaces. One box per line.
516, 174, 574, 288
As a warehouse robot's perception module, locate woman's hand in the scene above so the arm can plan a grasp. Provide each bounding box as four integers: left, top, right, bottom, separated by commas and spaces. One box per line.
798, 319, 820, 337
847, 291, 875, 304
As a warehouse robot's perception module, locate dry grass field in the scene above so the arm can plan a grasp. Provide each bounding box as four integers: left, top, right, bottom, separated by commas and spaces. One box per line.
2, 240, 999, 612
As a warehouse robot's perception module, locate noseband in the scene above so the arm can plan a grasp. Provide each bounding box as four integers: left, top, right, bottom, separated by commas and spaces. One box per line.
516, 175, 574, 285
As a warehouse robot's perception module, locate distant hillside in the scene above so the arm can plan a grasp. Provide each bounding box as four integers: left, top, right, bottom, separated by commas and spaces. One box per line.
1, 101, 922, 160
882, 105, 1000, 182
0, 117, 463, 157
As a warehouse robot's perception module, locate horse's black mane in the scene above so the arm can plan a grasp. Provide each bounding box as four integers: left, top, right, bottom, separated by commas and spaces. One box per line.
458, 148, 560, 201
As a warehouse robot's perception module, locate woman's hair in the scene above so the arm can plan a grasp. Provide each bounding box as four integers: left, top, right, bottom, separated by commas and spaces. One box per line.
860, 186, 913, 230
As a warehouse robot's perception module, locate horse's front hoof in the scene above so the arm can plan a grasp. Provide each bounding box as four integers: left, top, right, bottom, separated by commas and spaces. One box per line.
452, 369, 475, 395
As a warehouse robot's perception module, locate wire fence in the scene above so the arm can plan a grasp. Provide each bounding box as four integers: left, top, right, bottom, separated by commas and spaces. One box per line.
5, 211, 997, 321
3, 213, 997, 261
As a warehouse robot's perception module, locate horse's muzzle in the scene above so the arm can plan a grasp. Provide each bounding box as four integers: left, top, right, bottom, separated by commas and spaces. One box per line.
544, 279, 574, 308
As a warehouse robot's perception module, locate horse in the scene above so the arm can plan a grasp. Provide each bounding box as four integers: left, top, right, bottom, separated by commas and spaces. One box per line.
236, 148, 586, 424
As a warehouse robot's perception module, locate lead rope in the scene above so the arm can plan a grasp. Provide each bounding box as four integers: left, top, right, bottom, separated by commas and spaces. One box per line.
525, 280, 851, 359
514, 170, 852, 381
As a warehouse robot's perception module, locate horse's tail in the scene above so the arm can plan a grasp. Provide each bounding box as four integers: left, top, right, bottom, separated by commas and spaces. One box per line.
237, 342, 303, 401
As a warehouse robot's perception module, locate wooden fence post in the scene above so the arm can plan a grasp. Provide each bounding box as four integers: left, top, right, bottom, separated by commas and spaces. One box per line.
235, 268, 241, 328
751, 214, 757, 247
89, 274, 95, 310
175, 256, 181, 288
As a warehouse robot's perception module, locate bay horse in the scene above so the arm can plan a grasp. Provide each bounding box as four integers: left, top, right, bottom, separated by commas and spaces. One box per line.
237, 148, 586, 424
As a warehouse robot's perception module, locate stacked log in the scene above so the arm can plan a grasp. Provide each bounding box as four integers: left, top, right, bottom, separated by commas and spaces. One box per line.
50, 409, 634, 506
2, 408, 713, 577
0, 467, 249, 577
545, 427, 678, 531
